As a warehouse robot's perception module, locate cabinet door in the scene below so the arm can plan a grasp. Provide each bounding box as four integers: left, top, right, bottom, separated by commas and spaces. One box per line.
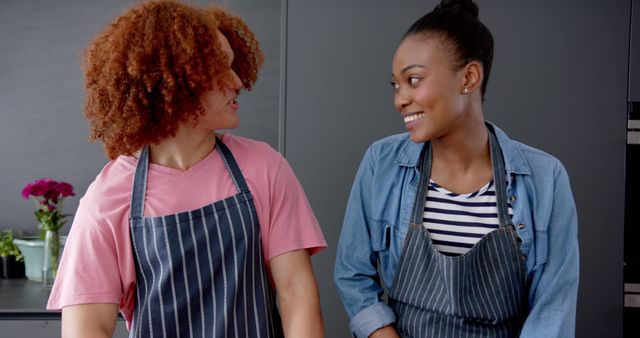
630, 0, 640, 101
0, 319, 129, 337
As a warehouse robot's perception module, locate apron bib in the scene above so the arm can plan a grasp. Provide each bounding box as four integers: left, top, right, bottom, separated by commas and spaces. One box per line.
388, 127, 528, 337
128, 138, 283, 338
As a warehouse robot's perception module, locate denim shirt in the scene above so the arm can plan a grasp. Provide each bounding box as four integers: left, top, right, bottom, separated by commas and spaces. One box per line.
334, 123, 579, 338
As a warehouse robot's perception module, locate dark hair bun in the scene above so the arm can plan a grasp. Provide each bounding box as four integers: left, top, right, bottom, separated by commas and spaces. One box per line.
436, 0, 479, 19
402, 0, 492, 97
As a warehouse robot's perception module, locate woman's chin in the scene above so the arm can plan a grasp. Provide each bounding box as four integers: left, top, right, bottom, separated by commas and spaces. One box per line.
408, 130, 431, 144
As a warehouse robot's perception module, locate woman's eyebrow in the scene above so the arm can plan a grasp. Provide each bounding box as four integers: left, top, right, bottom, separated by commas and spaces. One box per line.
400, 64, 425, 74
393, 64, 426, 78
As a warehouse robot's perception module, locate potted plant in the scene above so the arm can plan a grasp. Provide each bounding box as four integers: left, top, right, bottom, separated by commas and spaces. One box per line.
0, 229, 25, 279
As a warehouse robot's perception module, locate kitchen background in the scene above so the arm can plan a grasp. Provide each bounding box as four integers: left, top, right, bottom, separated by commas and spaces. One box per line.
0, 0, 635, 337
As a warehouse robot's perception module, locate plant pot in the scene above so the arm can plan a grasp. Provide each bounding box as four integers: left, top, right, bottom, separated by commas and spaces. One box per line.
12, 236, 66, 282
1, 255, 25, 278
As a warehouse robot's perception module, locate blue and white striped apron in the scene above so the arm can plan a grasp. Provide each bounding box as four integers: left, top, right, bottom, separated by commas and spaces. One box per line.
128, 138, 284, 338
388, 128, 528, 337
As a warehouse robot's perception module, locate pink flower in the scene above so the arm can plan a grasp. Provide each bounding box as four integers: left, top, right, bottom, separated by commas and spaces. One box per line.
20, 185, 31, 199
56, 182, 75, 197
21, 178, 75, 232
21, 178, 75, 200
21, 178, 55, 199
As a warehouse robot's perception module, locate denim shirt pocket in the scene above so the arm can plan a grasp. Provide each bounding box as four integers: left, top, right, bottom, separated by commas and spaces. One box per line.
370, 221, 391, 252
534, 227, 548, 267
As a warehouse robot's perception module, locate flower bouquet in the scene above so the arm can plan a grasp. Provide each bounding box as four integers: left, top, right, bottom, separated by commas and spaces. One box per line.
21, 178, 74, 285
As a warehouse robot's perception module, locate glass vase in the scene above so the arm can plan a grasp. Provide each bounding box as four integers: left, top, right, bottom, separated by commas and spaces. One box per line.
41, 229, 60, 287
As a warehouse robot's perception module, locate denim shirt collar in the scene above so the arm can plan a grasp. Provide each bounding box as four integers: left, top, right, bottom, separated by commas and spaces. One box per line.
394, 136, 423, 168
393, 121, 531, 176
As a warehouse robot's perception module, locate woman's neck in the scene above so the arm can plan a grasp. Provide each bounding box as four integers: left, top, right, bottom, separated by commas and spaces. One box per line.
429, 110, 493, 193
145, 126, 219, 171
432, 121, 488, 169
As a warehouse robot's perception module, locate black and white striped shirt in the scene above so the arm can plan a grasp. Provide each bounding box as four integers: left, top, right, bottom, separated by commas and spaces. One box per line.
423, 179, 513, 256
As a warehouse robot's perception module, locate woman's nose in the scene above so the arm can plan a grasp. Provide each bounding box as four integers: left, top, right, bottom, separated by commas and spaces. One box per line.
395, 91, 411, 111
230, 70, 243, 90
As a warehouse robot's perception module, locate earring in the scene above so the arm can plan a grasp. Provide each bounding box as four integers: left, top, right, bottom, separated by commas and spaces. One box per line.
463, 87, 469, 94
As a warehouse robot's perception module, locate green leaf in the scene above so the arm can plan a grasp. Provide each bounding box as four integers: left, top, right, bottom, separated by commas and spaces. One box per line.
0, 230, 24, 261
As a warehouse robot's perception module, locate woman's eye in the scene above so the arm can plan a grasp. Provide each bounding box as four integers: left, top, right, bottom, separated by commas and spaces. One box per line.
390, 81, 399, 90
409, 77, 420, 86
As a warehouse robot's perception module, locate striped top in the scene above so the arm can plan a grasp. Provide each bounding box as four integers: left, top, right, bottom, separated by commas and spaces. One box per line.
423, 179, 513, 256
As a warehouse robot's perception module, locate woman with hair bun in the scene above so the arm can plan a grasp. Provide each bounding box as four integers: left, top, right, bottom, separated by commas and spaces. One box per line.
46, 1, 326, 337
334, 0, 578, 337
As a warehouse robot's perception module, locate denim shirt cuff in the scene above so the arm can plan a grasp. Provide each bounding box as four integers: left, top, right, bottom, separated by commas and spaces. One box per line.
349, 302, 396, 338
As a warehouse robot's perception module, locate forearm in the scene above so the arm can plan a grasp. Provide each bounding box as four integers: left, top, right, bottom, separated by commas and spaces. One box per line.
271, 249, 324, 338
278, 279, 324, 337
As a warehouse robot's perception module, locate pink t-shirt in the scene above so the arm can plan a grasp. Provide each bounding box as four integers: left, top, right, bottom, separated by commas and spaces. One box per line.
47, 133, 326, 327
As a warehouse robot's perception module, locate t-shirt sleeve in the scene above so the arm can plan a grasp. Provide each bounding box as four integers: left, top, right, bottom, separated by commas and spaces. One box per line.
47, 197, 121, 308
265, 155, 327, 260
46, 187, 135, 321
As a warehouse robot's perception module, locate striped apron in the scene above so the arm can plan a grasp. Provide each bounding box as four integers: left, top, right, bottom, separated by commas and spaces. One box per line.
388, 128, 528, 337
128, 138, 284, 338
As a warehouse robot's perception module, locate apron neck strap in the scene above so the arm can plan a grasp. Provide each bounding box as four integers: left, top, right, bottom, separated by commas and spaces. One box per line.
487, 126, 511, 228
130, 145, 150, 219
214, 136, 251, 194
411, 141, 433, 225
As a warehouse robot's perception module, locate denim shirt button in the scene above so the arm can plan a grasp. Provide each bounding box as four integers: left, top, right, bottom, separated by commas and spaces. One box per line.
510, 195, 517, 203
517, 223, 525, 229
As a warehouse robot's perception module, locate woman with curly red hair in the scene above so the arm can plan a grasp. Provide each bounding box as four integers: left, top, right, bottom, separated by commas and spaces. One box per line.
46, 1, 326, 337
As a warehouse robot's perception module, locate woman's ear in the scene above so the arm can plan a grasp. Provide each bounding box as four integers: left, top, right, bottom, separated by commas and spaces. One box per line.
461, 61, 483, 94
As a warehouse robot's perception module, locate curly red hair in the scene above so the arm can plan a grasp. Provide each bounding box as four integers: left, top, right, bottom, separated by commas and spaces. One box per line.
83, 0, 264, 159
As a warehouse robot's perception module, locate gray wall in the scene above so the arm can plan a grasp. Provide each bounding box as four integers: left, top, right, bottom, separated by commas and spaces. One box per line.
286, 0, 629, 337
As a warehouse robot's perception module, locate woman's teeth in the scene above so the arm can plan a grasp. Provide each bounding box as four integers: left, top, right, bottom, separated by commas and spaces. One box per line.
404, 113, 425, 123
